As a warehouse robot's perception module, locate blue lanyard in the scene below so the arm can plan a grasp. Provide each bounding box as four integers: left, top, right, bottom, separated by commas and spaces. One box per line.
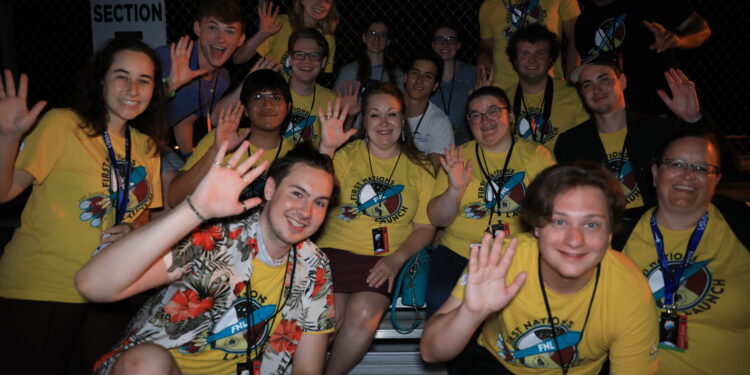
103, 127, 132, 225
649, 212, 708, 308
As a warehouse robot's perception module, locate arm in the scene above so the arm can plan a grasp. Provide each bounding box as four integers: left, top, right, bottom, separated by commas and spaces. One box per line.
427, 144, 472, 227
643, 12, 710, 53
0, 70, 47, 202
75, 141, 269, 302
233, 2, 283, 64
563, 17, 581, 79
173, 114, 198, 156
291, 332, 329, 375
421, 233, 526, 362
367, 223, 436, 293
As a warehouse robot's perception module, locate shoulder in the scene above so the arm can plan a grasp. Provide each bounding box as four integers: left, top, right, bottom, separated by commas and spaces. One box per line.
316, 84, 336, 99
426, 102, 451, 123
297, 240, 331, 268
479, 0, 501, 14
602, 249, 652, 294
556, 119, 596, 144
552, 79, 578, 94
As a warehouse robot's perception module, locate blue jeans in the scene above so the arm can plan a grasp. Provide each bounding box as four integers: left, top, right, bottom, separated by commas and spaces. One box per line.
425, 245, 468, 318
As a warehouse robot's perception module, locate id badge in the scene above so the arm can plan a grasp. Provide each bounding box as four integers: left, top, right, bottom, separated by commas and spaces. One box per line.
372, 227, 389, 255
491, 220, 510, 238
236, 360, 261, 375
658, 310, 688, 352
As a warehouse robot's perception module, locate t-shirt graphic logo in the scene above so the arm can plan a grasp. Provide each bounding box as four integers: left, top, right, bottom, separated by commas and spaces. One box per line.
589, 14, 627, 56
516, 108, 556, 144
79, 164, 150, 227
339, 181, 405, 222
503, 0, 547, 40
464, 171, 525, 219
646, 259, 715, 312
284, 110, 316, 143
497, 325, 580, 368
604, 156, 638, 199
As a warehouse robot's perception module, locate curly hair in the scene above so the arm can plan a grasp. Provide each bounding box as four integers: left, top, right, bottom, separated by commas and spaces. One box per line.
73, 38, 167, 154
289, 0, 339, 35
505, 23, 560, 73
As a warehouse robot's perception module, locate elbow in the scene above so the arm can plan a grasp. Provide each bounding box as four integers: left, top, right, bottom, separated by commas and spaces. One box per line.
74, 270, 104, 302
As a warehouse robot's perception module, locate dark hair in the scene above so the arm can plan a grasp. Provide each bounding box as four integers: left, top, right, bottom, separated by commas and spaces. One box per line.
267, 142, 339, 206
289, 0, 339, 35
73, 38, 167, 154
239, 69, 293, 134
430, 21, 464, 44
407, 49, 444, 85
197, 0, 246, 30
358, 82, 434, 176
522, 161, 626, 231
506, 23, 560, 72
288, 27, 330, 63
356, 17, 399, 86
468, 85, 512, 109
654, 128, 722, 168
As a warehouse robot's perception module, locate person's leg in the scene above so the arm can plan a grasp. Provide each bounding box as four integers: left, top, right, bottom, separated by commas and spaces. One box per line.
111, 343, 180, 375
328, 292, 349, 345
425, 245, 468, 317
324, 291, 390, 375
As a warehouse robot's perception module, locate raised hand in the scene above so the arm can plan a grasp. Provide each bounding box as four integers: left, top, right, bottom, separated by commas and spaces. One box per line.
0, 70, 47, 140
474, 64, 494, 91
657, 68, 701, 122
191, 141, 268, 219
168, 36, 209, 92
440, 144, 472, 192
463, 233, 526, 318
318, 98, 355, 156
213, 100, 250, 152
337, 79, 362, 116
249, 55, 282, 74
257, 1, 283, 38
643, 20, 679, 53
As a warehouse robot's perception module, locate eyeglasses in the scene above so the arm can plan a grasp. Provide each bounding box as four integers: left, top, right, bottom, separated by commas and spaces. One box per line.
433, 36, 459, 45
365, 30, 388, 39
250, 93, 284, 103
466, 107, 508, 124
290, 50, 324, 61
659, 158, 720, 176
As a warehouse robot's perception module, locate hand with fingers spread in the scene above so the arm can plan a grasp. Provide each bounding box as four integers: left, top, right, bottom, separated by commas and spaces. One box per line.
441, 144, 473, 192
168, 36, 209, 92
463, 233, 526, 318
191, 141, 268, 219
257, 1, 283, 38
474, 64, 494, 91
213, 101, 250, 153
249, 56, 282, 74
337, 79, 362, 117
0, 70, 47, 140
643, 20, 679, 53
318, 98, 355, 157
657, 68, 702, 122
367, 253, 406, 293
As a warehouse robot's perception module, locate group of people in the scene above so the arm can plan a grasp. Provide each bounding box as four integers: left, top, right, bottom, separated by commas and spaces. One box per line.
0, 0, 747, 375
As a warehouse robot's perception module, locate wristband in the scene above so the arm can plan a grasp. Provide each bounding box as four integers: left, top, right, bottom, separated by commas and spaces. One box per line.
186, 195, 208, 222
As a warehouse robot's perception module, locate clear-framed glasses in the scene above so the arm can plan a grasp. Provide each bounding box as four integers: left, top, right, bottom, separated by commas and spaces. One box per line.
250, 93, 284, 104
466, 107, 508, 124
433, 36, 459, 45
659, 158, 720, 176
290, 50, 323, 61
365, 30, 388, 39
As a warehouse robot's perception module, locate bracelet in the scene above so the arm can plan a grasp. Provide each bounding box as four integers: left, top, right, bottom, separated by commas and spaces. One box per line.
162, 77, 176, 98
185, 195, 208, 222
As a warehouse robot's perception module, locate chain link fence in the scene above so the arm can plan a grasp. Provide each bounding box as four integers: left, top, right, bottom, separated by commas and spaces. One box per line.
2, 0, 748, 159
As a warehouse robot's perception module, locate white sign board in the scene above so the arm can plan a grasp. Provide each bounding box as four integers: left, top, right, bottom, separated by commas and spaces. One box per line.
90, 0, 167, 50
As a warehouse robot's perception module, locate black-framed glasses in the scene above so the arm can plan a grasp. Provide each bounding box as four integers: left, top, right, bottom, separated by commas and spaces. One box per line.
365, 30, 388, 39
659, 158, 720, 176
466, 107, 509, 124
433, 36, 459, 45
290, 50, 324, 61
250, 93, 284, 103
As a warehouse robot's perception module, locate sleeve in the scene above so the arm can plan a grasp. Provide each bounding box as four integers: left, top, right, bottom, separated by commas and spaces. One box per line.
412, 166, 436, 225
652, 0, 695, 30
553, 130, 573, 162
182, 131, 216, 171
478, 0, 495, 40
325, 34, 336, 74
428, 116, 454, 155
15, 109, 68, 183
302, 255, 335, 333
431, 168, 450, 200
558, 0, 581, 21
608, 273, 659, 374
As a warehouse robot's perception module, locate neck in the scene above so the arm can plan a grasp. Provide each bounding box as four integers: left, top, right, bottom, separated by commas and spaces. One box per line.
594, 108, 627, 133
107, 120, 127, 137
259, 209, 292, 261
519, 75, 549, 94
368, 51, 384, 66
541, 258, 596, 295
655, 206, 708, 231
405, 96, 429, 117
368, 140, 401, 159
303, 13, 318, 28
480, 135, 512, 153
250, 128, 282, 150
290, 77, 315, 96
442, 59, 455, 82
196, 49, 217, 73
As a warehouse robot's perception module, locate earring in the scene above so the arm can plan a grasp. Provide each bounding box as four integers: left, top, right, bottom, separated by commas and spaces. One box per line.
365, 133, 369, 143
401, 129, 406, 142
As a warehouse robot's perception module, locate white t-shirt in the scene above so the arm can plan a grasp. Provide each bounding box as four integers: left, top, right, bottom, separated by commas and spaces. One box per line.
407, 101, 454, 155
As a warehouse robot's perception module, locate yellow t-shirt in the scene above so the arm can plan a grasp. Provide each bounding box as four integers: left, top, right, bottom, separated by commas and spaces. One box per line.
0, 108, 162, 303
257, 14, 336, 74
315, 141, 435, 256
479, 0, 581, 92
184, 130, 295, 198
284, 84, 336, 147
452, 233, 658, 375
433, 140, 555, 258
622, 205, 750, 375
599, 127, 644, 208
171, 258, 287, 375
509, 79, 589, 150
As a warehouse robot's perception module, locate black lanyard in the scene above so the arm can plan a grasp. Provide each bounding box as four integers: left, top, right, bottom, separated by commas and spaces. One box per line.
412, 106, 428, 136
513, 76, 554, 142
538, 255, 600, 375
366, 142, 402, 220
103, 127, 131, 225
438, 60, 457, 116
475, 139, 515, 233
299, 85, 317, 143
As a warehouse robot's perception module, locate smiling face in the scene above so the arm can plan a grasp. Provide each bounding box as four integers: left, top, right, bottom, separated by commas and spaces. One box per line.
289, 37, 327, 84
363, 93, 404, 156
362, 22, 390, 54
578, 64, 627, 115
405, 59, 439, 101
102, 50, 155, 129
432, 27, 460, 62
246, 90, 290, 133
467, 95, 513, 152
535, 186, 612, 293
301, 0, 332, 24
261, 164, 334, 253
193, 16, 245, 70
515, 40, 552, 82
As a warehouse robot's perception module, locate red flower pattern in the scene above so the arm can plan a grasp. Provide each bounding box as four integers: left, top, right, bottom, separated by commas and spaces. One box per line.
311, 267, 326, 296
190, 225, 223, 251
164, 289, 215, 323
268, 319, 302, 354
228, 226, 243, 240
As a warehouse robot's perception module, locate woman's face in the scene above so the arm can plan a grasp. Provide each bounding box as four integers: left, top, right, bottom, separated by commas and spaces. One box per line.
102, 49, 155, 128
467, 95, 512, 152
362, 22, 390, 54
301, 0, 332, 23
364, 93, 403, 153
432, 27, 461, 61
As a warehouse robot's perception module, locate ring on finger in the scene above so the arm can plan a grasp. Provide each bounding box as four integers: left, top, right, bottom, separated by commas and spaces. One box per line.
241, 201, 247, 211
213, 161, 221, 166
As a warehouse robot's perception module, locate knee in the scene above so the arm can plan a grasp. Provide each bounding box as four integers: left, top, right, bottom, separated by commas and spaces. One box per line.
343, 297, 386, 331
112, 343, 178, 375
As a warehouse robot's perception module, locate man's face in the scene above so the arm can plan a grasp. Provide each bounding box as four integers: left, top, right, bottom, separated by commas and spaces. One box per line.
432, 27, 460, 61
246, 90, 290, 133
289, 38, 327, 84
405, 59, 439, 101
535, 186, 612, 290
578, 65, 627, 115
515, 40, 552, 82
193, 17, 245, 70
262, 164, 334, 250
652, 137, 721, 215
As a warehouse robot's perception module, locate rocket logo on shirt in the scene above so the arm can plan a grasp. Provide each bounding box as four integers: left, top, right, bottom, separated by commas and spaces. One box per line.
464, 171, 526, 219
496, 322, 580, 369
644, 257, 724, 315
284, 108, 317, 144
603, 152, 640, 204
339, 178, 408, 223
515, 108, 557, 144
588, 14, 628, 57
503, 0, 548, 40
78, 161, 151, 227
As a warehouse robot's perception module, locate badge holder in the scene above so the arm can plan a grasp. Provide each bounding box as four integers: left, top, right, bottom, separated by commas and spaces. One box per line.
236, 360, 261, 375
658, 305, 688, 352
490, 219, 510, 238
372, 227, 389, 255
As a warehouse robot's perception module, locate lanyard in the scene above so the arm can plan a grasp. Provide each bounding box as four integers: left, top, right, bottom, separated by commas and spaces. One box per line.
649, 212, 708, 308
513, 76, 554, 143
412, 106, 428, 136
197, 71, 219, 118
538, 254, 600, 375
103, 127, 132, 225
299, 85, 317, 143
366, 142, 402, 220
438, 60, 456, 116
475, 139, 514, 233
